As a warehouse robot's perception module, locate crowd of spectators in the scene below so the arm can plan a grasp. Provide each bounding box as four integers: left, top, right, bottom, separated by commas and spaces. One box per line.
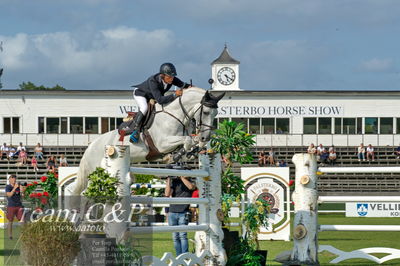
0, 142, 68, 173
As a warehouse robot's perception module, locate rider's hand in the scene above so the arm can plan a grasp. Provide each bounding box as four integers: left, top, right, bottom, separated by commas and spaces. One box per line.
175, 89, 183, 97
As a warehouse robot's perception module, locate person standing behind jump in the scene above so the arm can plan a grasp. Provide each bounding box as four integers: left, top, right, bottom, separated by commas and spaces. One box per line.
128, 63, 190, 143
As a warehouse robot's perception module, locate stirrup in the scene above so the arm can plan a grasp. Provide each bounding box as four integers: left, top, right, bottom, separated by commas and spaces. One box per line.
129, 130, 139, 143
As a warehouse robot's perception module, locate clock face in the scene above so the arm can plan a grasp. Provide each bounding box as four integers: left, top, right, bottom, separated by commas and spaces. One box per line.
217, 67, 236, 86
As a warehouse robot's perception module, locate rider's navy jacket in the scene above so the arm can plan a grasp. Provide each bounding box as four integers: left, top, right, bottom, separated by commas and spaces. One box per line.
133, 73, 189, 105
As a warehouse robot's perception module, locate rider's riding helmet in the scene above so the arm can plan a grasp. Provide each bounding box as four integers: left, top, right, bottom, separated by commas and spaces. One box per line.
159, 63, 177, 77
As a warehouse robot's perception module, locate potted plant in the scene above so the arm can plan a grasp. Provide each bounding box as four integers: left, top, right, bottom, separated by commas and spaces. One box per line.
226, 199, 270, 265
210, 120, 255, 251
242, 198, 270, 265
21, 216, 80, 266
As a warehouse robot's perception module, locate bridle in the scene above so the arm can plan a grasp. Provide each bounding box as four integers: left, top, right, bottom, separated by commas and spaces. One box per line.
157, 94, 216, 138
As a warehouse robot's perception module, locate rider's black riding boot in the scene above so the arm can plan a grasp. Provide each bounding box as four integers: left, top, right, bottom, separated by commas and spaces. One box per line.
129, 111, 144, 143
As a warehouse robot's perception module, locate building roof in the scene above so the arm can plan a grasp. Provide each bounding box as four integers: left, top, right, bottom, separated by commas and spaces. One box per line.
211, 45, 240, 65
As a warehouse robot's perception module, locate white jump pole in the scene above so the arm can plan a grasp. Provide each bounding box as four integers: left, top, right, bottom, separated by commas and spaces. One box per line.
319, 196, 400, 203
130, 167, 209, 178
319, 225, 400, 232
318, 167, 400, 173
289, 153, 319, 265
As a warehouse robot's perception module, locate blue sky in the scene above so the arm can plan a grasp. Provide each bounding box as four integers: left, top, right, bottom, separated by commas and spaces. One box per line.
1, 0, 400, 91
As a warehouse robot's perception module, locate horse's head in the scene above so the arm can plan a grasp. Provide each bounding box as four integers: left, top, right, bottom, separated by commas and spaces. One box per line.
195, 90, 225, 145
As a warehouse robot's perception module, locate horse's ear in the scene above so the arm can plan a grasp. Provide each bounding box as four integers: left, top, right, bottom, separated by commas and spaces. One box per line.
214, 92, 225, 102
204, 90, 211, 99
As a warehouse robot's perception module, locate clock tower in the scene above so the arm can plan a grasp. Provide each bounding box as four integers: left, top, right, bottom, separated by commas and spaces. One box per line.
211, 45, 240, 90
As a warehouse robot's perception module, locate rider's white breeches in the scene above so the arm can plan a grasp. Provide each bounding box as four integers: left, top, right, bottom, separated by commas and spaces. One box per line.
133, 92, 148, 115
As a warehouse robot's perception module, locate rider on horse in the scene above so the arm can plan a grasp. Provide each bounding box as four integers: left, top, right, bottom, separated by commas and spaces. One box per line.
129, 63, 191, 143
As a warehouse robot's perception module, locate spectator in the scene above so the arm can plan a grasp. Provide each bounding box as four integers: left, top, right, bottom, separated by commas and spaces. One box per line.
366, 144, 375, 161
31, 156, 39, 172
15, 142, 26, 157
5, 175, 25, 239
165, 175, 196, 256
316, 144, 327, 164
258, 150, 267, 167
18, 148, 28, 165
46, 155, 57, 172
357, 143, 366, 162
34, 143, 44, 160
278, 160, 287, 167
328, 149, 337, 166
276, 128, 283, 134
307, 143, 317, 155
59, 154, 68, 167
328, 145, 335, 153
8, 145, 17, 160
1, 143, 9, 160
320, 149, 329, 166
267, 148, 276, 166
395, 145, 400, 159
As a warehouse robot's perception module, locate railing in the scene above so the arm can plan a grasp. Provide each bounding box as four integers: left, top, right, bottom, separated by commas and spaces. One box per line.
1, 133, 399, 147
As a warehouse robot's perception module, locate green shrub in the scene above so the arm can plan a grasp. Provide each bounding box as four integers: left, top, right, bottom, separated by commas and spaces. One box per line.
83, 167, 120, 204
21, 216, 80, 266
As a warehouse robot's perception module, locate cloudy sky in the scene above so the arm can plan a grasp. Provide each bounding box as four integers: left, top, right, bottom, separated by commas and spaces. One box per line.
1, 0, 400, 91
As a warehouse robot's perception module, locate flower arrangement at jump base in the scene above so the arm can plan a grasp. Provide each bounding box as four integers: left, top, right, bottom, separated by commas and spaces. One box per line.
24, 172, 58, 210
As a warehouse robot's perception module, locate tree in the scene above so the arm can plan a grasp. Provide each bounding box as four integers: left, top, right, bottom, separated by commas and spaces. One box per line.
19, 81, 66, 90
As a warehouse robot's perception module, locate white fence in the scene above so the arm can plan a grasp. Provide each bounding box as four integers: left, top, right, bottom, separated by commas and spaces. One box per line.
104, 145, 226, 266
283, 154, 400, 265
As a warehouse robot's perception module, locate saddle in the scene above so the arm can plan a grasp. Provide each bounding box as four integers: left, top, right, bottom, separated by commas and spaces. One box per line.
118, 100, 161, 161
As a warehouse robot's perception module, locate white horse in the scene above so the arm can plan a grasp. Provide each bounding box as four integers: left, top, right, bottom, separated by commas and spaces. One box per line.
64, 87, 224, 206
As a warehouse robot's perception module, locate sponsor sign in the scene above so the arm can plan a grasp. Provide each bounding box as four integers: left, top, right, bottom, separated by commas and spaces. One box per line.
241, 167, 290, 241
346, 202, 400, 217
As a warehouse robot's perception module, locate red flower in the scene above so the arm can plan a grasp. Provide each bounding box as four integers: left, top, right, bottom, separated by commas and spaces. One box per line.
27, 183, 33, 187
37, 192, 42, 197
43, 191, 49, 197
54, 173, 58, 179
33, 181, 38, 185
29, 193, 35, 198
289, 180, 295, 187
41, 197, 48, 205
41, 176, 47, 182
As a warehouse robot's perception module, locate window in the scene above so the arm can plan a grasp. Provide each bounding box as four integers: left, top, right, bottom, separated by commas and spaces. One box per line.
304, 118, 317, 134
343, 118, 356, 134
276, 118, 289, 134
365, 117, 378, 134
397, 118, 400, 134
3, 118, 11, 133
318, 118, 331, 134
116, 118, 123, 127
61, 117, 68, 134
334, 118, 341, 134
110, 117, 117, 130
85, 117, 99, 134
3, 117, 20, 133
70, 117, 83, 134
38, 117, 45, 134
12, 117, 20, 133
101, 117, 109, 134
249, 118, 260, 134
231, 118, 247, 132
46, 118, 59, 133
261, 118, 274, 134
380, 117, 393, 134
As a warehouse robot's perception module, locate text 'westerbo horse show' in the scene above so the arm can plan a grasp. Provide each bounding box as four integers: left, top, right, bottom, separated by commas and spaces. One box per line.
65, 87, 224, 208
